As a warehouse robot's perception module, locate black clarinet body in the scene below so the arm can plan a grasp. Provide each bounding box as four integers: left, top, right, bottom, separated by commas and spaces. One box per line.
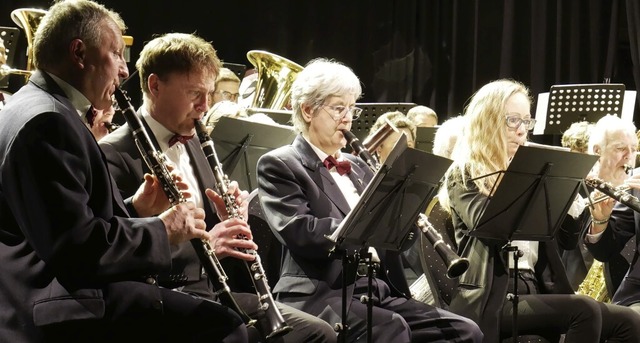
112, 88, 255, 325
341, 129, 469, 279
194, 120, 292, 339
586, 177, 640, 213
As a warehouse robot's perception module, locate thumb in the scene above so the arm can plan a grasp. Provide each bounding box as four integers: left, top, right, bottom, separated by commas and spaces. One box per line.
142, 173, 155, 195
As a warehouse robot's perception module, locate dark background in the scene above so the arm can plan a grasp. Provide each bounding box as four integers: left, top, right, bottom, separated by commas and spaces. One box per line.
2, 0, 640, 141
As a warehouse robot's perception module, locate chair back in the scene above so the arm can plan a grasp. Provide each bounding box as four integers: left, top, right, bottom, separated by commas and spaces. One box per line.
247, 189, 284, 289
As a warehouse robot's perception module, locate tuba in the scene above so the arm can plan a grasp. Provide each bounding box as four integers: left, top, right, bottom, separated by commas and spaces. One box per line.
244, 50, 303, 121
10, 8, 47, 80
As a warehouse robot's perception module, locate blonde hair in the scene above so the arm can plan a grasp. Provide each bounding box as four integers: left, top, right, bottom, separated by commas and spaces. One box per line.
561, 121, 593, 153
439, 79, 531, 212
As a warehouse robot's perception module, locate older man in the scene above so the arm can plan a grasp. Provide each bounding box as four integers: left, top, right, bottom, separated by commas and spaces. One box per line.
0, 2, 247, 342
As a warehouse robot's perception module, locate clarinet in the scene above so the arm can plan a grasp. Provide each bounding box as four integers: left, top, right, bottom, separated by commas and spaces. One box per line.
112, 88, 255, 326
194, 119, 292, 339
341, 129, 469, 278
585, 177, 640, 213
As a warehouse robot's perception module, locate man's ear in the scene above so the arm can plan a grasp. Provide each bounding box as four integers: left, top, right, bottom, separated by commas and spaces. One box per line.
148, 74, 160, 96
69, 39, 86, 68
301, 103, 314, 123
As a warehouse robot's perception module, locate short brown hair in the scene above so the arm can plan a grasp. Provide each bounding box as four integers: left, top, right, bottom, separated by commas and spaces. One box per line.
136, 33, 221, 95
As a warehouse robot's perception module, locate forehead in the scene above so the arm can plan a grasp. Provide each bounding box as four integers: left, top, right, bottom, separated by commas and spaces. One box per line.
505, 92, 531, 114
165, 70, 216, 90
606, 130, 638, 147
324, 94, 356, 104
216, 80, 240, 92
99, 19, 124, 48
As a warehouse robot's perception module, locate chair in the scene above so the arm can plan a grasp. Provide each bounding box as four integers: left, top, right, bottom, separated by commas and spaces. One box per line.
247, 189, 284, 289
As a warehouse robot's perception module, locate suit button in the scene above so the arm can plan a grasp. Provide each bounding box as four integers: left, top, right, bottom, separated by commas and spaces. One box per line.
153, 300, 163, 310
145, 277, 157, 285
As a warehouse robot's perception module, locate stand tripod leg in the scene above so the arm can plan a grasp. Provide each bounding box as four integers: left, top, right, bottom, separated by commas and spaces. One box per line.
503, 243, 523, 343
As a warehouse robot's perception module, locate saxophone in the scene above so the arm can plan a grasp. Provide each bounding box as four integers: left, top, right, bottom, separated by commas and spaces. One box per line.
577, 260, 610, 302
194, 119, 292, 339
112, 88, 256, 326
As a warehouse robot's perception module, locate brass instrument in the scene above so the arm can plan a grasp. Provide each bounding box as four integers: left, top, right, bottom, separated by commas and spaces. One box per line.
112, 88, 255, 326
194, 120, 292, 339
245, 50, 302, 120
11, 8, 47, 80
341, 129, 469, 279
577, 260, 610, 302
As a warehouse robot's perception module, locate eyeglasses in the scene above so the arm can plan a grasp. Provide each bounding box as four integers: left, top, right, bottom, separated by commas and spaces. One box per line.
215, 90, 240, 102
321, 104, 363, 121
505, 115, 536, 130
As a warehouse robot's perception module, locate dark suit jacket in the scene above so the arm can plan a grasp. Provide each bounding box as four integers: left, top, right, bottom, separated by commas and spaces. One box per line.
257, 135, 413, 315
585, 183, 640, 306
446, 172, 576, 343
0, 71, 171, 342
99, 117, 251, 296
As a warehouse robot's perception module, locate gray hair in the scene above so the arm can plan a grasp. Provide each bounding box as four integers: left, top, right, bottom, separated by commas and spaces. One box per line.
290, 58, 362, 134
34, 0, 126, 70
588, 115, 637, 154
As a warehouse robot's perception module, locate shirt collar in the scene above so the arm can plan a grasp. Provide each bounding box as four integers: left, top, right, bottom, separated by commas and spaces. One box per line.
46, 72, 91, 116
303, 136, 345, 163
140, 106, 175, 152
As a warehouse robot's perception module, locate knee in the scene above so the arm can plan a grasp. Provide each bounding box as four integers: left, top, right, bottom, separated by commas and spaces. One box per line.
457, 316, 484, 343
314, 320, 338, 343
568, 295, 602, 323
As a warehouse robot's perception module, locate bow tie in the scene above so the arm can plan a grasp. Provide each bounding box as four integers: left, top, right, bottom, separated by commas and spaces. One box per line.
168, 134, 194, 147
323, 155, 351, 175
85, 106, 96, 126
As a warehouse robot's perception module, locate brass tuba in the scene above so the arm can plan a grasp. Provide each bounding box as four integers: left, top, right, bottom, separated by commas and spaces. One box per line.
244, 50, 302, 121
9, 8, 47, 81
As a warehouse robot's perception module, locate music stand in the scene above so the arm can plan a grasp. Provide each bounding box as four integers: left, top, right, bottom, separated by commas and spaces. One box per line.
414, 127, 437, 153
350, 102, 417, 142
327, 134, 453, 343
222, 62, 247, 80
543, 83, 625, 135
210, 116, 296, 192
470, 146, 598, 342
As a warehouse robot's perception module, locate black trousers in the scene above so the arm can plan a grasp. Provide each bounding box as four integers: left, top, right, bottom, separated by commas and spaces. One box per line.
501, 270, 640, 343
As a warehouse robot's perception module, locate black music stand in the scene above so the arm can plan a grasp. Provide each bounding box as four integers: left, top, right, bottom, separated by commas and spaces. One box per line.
414, 127, 437, 153
350, 102, 417, 142
327, 135, 453, 343
543, 83, 625, 135
470, 146, 598, 342
210, 116, 296, 192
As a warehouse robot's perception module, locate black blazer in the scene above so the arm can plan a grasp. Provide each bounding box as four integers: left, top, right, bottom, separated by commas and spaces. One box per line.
446, 172, 576, 343
257, 135, 414, 315
0, 71, 171, 342
585, 182, 640, 306
99, 117, 252, 295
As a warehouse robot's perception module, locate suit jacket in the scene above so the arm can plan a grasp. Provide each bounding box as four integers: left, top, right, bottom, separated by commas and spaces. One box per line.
0, 71, 171, 342
257, 135, 413, 315
99, 117, 251, 296
446, 172, 576, 343
585, 184, 640, 306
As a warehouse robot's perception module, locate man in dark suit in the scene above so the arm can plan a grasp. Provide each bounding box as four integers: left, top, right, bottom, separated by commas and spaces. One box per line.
99, 32, 336, 342
0, 2, 248, 342
256, 58, 483, 343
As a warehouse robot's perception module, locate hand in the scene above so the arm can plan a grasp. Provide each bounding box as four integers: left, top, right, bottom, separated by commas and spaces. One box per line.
624, 174, 640, 190
89, 106, 115, 141
589, 190, 615, 234
159, 201, 207, 245
132, 171, 192, 217
208, 217, 257, 261
206, 180, 249, 220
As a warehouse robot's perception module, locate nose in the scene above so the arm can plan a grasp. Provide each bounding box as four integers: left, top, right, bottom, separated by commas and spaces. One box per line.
119, 62, 129, 80
195, 93, 209, 113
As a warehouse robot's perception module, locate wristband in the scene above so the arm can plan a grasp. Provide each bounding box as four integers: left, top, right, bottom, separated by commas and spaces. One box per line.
591, 216, 610, 225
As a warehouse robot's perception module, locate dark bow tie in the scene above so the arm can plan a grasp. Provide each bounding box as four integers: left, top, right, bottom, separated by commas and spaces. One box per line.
323, 155, 351, 175
168, 134, 194, 147
85, 106, 96, 126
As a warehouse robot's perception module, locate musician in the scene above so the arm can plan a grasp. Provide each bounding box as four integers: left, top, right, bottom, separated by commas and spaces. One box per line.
99, 32, 336, 342
87, 103, 116, 140
0, 37, 6, 65
0, 2, 249, 342
438, 79, 640, 342
209, 67, 241, 108
257, 58, 483, 343
406, 105, 438, 127
585, 115, 640, 314
365, 111, 416, 164
432, 115, 465, 159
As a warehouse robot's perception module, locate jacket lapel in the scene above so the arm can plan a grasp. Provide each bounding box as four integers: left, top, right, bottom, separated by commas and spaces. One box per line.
293, 136, 352, 216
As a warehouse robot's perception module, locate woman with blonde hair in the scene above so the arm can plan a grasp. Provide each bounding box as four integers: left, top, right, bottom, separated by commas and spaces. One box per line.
438, 79, 640, 342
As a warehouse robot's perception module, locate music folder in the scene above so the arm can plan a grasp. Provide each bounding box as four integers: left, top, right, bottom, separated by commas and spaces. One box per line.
328, 134, 453, 252
470, 146, 598, 241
